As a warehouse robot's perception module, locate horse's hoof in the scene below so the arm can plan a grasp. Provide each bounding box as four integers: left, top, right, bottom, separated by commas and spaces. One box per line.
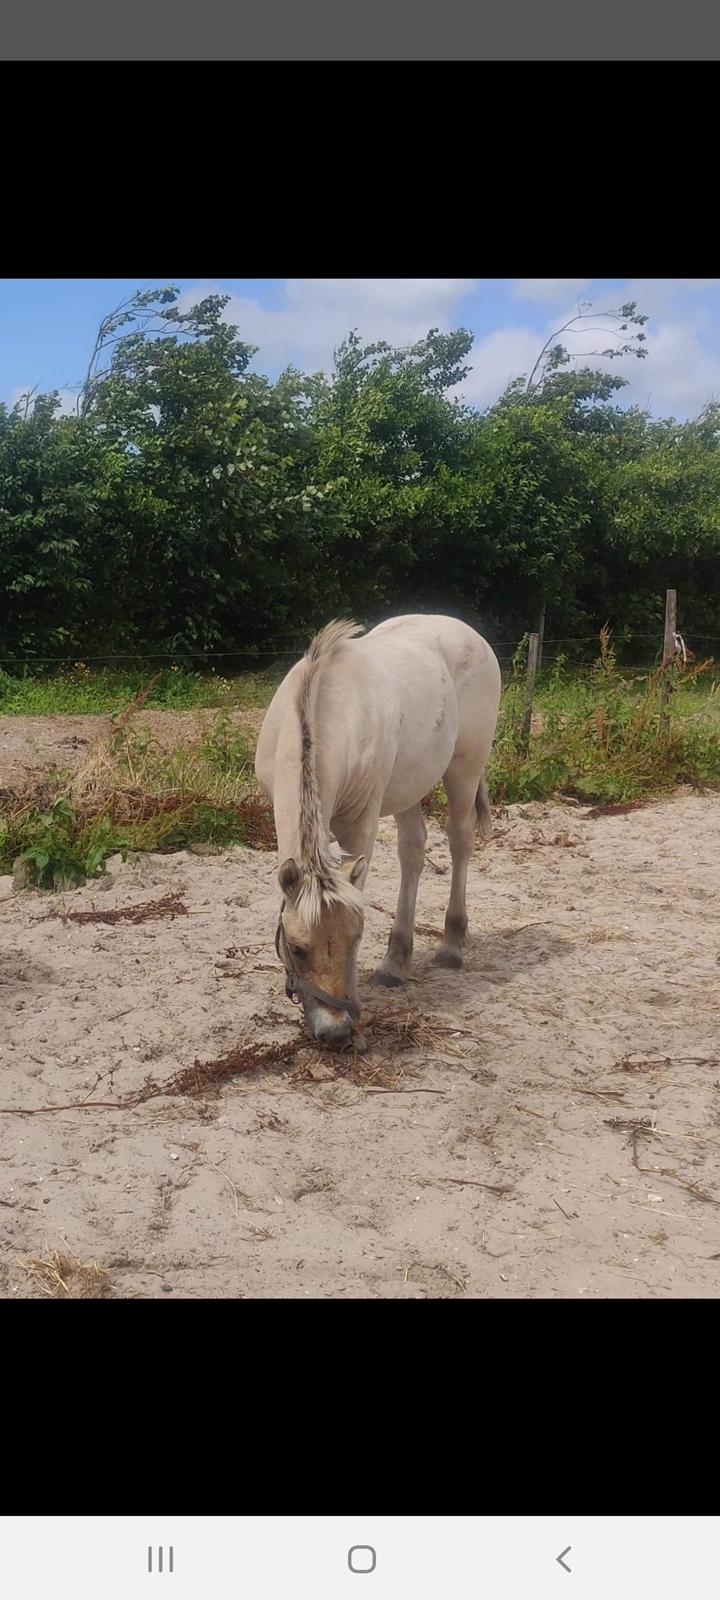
353, 1032, 369, 1054
372, 969, 403, 987
432, 948, 463, 970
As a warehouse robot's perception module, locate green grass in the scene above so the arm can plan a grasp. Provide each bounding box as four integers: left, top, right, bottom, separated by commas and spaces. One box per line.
423, 637, 720, 816
0, 663, 282, 716
487, 634, 720, 805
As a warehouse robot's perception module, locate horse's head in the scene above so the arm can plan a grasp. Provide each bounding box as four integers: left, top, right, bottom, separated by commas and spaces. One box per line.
275, 855, 366, 1046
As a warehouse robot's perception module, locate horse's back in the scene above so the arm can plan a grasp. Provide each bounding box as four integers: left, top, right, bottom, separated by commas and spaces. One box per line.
360, 615, 501, 813
256, 614, 501, 811
364, 615, 500, 727
364, 613, 497, 677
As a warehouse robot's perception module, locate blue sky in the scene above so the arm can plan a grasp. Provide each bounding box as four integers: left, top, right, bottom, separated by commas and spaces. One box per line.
2, 278, 719, 420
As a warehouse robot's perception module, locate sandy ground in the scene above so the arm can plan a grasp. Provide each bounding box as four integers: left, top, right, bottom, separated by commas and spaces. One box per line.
2, 780, 720, 1299
0, 708, 265, 789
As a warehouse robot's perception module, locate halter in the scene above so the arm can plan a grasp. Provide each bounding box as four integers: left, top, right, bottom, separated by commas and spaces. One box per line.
274, 900, 361, 1021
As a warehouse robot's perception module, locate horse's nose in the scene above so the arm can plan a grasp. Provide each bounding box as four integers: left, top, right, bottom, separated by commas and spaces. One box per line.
312, 1006, 354, 1046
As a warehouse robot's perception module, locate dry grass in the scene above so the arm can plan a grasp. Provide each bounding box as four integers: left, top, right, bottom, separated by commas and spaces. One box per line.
402, 1260, 469, 1294
0, 1037, 306, 1117
64, 738, 276, 846
360, 1006, 469, 1058
158, 1039, 304, 1100
289, 1005, 471, 1090
20, 1251, 114, 1299
291, 1046, 412, 1091
109, 671, 163, 740
47, 891, 188, 926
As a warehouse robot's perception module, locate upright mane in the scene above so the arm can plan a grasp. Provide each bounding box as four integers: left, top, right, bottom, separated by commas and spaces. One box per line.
295, 619, 365, 925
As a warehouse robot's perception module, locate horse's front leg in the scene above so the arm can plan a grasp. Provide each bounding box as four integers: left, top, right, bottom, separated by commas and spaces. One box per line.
373, 803, 427, 986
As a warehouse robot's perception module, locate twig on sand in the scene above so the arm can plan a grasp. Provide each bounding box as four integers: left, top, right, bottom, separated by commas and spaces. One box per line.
205, 1162, 240, 1217
605, 1115, 720, 1205
605, 1114, 654, 1169
634, 1164, 720, 1206
575, 1086, 627, 1101
364, 1086, 447, 1095
585, 797, 654, 819
439, 1176, 514, 1195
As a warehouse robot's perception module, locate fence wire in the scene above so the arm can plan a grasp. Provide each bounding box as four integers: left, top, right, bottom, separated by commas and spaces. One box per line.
0, 631, 718, 670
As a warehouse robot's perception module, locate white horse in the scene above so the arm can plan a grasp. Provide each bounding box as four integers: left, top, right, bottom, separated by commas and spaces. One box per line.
255, 614, 502, 1046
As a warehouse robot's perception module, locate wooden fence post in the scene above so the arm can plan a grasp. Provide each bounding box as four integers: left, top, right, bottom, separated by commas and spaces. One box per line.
520, 632, 541, 753
659, 588, 677, 734
536, 599, 546, 673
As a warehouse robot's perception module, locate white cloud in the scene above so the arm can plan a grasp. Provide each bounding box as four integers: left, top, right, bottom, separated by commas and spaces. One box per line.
622, 278, 720, 308
512, 279, 592, 303
179, 278, 476, 378
513, 278, 720, 309
451, 327, 542, 408
56, 388, 81, 417
285, 278, 476, 311
604, 321, 720, 417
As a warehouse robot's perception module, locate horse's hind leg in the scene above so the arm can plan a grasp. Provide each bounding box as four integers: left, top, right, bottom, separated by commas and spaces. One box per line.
432, 759, 483, 970
373, 803, 427, 986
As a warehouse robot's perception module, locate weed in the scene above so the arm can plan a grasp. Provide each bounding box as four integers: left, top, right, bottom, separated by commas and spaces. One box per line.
199, 712, 253, 778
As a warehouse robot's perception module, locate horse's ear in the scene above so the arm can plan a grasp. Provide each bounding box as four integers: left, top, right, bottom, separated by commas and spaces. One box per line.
279, 858, 301, 896
340, 855, 366, 887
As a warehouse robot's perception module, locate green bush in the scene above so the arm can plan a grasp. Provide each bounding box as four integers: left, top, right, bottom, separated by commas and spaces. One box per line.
0, 798, 126, 889
488, 644, 720, 804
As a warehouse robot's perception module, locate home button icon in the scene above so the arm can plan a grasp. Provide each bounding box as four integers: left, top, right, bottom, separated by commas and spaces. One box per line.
348, 1547, 376, 1574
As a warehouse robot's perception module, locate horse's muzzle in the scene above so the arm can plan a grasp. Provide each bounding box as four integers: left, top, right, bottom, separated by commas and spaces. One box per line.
308, 1004, 354, 1047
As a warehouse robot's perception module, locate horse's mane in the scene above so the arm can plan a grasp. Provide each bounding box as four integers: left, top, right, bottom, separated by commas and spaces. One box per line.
295, 619, 365, 925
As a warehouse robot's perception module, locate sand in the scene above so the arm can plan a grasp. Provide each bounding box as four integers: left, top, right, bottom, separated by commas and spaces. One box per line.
2, 767, 720, 1298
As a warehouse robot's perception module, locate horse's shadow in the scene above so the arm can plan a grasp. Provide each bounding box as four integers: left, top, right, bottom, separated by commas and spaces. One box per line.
418, 921, 573, 989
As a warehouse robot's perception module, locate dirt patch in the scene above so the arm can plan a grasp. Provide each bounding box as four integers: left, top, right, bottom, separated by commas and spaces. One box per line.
1, 791, 720, 1298
0, 708, 265, 789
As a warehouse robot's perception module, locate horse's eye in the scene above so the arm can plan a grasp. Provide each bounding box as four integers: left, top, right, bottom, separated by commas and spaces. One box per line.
290, 944, 307, 961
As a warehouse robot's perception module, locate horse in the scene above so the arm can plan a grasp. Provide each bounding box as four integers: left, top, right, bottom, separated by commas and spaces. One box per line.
254, 614, 502, 1047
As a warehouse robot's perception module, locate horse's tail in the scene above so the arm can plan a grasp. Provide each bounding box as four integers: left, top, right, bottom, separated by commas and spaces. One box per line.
304, 618, 364, 669
475, 772, 493, 839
